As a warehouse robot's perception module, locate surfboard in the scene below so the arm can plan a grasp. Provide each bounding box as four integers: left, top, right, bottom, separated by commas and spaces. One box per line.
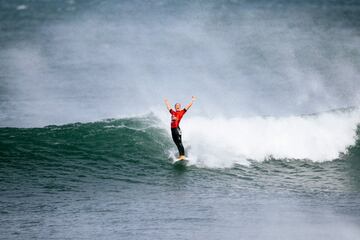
173, 159, 189, 166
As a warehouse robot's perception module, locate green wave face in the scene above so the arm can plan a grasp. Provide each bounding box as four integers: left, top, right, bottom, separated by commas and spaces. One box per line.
0, 116, 176, 186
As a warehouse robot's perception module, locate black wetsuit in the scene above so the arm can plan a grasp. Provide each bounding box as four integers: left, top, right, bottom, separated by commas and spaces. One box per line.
171, 127, 185, 156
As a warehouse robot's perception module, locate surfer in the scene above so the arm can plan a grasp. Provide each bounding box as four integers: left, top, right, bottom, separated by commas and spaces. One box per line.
164, 96, 196, 160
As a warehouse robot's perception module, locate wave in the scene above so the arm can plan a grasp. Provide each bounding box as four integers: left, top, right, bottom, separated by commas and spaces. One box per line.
1, 109, 360, 171
0, 115, 173, 184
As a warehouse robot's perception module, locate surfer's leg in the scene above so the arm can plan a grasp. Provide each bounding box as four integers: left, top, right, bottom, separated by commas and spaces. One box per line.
171, 128, 180, 154
171, 128, 185, 156
177, 129, 185, 156
178, 141, 185, 156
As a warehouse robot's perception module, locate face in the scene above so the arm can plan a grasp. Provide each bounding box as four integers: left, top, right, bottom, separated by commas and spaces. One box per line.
175, 103, 181, 111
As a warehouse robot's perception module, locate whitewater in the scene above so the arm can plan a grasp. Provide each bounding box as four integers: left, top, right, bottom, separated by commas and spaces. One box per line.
173, 108, 360, 167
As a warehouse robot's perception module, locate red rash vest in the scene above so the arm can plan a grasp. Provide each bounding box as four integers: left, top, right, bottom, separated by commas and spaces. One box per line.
169, 109, 187, 128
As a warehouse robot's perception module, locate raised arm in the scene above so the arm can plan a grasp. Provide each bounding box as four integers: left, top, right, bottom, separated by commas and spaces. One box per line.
185, 96, 196, 110
164, 98, 172, 111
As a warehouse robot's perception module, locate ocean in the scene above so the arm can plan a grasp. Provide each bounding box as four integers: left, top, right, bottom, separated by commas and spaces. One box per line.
1, 0, 360, 239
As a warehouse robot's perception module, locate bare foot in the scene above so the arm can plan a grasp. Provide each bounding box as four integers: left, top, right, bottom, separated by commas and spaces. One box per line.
178, 155, 186, 160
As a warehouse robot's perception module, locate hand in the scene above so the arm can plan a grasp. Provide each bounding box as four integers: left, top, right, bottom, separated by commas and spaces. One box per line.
192, 96, 196, 102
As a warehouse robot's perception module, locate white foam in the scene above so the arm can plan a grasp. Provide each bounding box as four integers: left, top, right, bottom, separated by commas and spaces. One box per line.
16, 5, 27, 10
172, 110, 360, 168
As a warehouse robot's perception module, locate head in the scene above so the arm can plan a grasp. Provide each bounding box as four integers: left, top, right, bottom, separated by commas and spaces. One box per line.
174, 103, 181, 111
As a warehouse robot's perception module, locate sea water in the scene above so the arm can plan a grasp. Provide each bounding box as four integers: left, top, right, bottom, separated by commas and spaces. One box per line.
1, 1, 360, 239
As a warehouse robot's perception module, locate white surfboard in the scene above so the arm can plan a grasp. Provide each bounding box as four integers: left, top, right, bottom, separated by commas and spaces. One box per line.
173, 159, 189, 166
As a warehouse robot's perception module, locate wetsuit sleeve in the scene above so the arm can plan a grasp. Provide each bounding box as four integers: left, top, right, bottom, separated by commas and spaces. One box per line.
183, 108, 187, 112
169, 109, 174, 114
